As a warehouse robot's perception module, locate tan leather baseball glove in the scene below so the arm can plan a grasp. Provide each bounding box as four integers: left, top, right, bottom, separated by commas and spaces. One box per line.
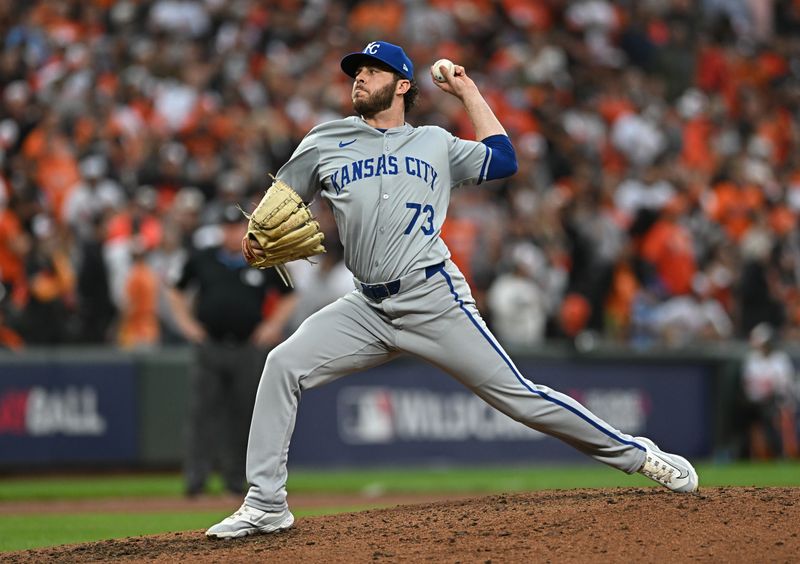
240, 176, 325, 287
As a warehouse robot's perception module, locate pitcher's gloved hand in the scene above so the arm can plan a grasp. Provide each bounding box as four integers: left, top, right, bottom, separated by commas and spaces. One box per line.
240, 176, 325, 287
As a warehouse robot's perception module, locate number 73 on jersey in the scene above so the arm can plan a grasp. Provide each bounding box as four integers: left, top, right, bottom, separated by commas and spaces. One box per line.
404, 202, 435, 236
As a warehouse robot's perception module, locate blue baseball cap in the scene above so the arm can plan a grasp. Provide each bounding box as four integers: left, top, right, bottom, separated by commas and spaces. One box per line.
341, 41, 414, 81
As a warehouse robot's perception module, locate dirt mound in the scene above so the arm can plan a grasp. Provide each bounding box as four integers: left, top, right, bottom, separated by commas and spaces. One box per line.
5, 487, 799, 563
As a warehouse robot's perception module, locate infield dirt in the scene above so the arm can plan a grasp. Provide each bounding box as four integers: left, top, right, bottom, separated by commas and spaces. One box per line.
4, 487, 799, 563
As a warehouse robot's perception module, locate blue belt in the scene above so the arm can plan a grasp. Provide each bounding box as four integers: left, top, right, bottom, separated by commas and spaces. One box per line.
360, 280, 401, 301
360, 262, 444, 302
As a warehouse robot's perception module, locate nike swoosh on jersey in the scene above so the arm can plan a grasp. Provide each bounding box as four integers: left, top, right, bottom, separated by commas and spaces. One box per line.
338, 139, 356, 148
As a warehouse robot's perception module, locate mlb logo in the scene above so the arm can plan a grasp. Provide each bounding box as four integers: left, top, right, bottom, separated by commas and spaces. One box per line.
338, 387, 395, 444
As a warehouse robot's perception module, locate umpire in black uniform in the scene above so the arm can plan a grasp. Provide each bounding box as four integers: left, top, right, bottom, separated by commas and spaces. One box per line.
167, 204, 297, 497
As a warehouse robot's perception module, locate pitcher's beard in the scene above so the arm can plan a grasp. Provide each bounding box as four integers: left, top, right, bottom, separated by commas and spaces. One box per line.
353, 81, 396, 118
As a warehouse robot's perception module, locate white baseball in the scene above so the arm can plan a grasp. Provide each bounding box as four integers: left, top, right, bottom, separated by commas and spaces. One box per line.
431, 58, 455, 82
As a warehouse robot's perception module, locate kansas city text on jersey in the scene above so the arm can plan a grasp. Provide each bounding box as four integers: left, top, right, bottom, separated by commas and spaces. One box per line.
328, 155, 439, 194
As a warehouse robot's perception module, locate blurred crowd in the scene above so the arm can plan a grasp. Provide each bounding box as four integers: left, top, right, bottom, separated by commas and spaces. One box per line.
2, 0, 800, 351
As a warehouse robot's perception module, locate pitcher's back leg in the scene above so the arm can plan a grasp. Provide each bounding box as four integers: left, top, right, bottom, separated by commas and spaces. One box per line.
401, 262, 647, 473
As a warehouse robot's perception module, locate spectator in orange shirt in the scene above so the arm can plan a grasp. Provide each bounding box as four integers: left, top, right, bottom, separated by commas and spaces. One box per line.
704, 160, 765, 242
440, 214, 479, 289
22, 111, 81, 222
680, 109, 716, 174
117, 245, 160, 350
640, 195, 697, 297
605, 242, 641, 341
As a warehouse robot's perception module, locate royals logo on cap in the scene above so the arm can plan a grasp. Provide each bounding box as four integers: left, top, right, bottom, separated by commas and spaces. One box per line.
340, 41, 414, 80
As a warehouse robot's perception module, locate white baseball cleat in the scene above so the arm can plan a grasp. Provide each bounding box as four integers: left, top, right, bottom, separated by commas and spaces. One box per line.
635, 436, 699, 493
206, 503, 295, 539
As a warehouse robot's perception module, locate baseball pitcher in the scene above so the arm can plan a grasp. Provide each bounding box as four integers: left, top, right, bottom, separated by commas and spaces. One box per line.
207, 41, 699, 539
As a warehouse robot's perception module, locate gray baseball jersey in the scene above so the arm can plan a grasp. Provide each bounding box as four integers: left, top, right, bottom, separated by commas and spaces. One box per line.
243, 117, 648, 513
277, 116, 488, 283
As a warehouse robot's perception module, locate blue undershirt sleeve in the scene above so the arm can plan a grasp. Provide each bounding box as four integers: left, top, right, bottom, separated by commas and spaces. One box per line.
480, 134, 518, 181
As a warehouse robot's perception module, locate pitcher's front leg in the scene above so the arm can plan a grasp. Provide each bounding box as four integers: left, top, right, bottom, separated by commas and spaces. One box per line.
244, 294, 398, 512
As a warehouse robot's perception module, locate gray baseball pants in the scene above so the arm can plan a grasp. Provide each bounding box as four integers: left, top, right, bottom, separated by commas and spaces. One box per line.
244, 260, 647, 512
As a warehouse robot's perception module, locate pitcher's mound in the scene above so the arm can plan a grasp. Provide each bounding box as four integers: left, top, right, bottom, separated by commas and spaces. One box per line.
6, 487, 799, 563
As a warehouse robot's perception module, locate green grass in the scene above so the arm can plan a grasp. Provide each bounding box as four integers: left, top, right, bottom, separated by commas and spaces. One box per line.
0, 507, 362, 553
2, 461, 799, 502
0, 461, 798, 553
285, 460, 800, 492
0, 512, 224, 552
0, 474, 185, 501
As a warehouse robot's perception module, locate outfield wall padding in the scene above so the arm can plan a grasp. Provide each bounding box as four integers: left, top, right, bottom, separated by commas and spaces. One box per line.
0, 344, 763, 468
